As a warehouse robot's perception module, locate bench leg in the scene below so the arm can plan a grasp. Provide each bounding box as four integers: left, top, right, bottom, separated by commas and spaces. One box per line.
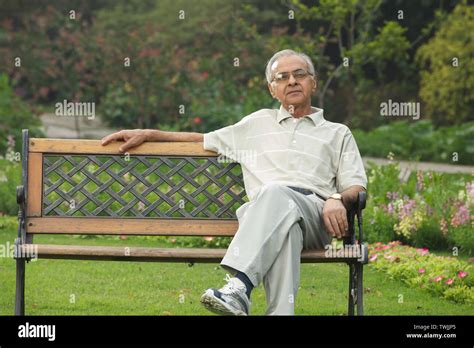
356, 263, 364, 316
348, 264, 355, 316
15, 258, 25, 316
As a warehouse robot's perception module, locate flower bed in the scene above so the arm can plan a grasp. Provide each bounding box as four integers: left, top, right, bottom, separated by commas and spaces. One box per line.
365, 159, 473, 254
368, 241, 473, 304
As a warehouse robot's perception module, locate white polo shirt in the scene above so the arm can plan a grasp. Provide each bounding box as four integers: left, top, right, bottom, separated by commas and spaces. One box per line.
203, 106, 367, 201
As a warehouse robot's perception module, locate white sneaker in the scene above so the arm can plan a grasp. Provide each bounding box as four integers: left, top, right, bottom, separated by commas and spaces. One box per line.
200, 274, 251, 316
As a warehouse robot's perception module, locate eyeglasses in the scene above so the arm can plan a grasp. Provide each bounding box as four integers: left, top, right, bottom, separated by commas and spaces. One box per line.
271, 69, 313, 83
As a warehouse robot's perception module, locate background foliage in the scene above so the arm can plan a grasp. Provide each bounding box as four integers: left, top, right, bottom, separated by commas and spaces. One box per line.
0, 0, 472, 135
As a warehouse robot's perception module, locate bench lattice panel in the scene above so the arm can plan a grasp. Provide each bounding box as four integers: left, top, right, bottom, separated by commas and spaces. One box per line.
42, 155, 247, 219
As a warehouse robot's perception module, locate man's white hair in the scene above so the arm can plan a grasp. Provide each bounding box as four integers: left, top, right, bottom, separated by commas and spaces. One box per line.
265, 49, 316, 84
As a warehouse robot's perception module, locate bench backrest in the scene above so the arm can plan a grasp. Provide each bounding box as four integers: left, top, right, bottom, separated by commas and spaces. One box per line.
22, 131, 247, 238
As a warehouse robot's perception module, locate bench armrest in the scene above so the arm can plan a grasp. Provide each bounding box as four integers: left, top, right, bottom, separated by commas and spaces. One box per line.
344, 191, 367, 245
346, 190, 367, 212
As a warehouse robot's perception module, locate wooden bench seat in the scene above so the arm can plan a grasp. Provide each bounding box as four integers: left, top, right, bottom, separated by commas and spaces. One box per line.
14, 129, 367, 316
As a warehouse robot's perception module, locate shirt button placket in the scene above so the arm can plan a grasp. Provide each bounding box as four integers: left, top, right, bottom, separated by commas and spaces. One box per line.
292, 118, 299, 145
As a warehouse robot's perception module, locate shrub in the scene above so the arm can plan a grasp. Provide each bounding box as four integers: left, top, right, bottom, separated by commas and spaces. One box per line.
0, 159, 21, 216
0, 73, 43, 155
449, 225, 474, 256
0, 215, 17, 231
365, 205, 397, 244
100, 84, 141, 129
411, 221, 449, 251
353, 120, 474, 165
368, 241, 473, 304
364, 160, 472, 253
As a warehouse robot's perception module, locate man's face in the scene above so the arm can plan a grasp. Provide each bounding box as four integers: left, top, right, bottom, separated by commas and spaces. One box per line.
267, 55, 316, 112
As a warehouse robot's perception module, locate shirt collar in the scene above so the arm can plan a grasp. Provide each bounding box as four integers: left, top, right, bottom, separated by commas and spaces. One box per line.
277, 105, 325, 126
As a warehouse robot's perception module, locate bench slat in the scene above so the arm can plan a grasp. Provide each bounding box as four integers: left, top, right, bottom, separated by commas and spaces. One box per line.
21, 244, 362, 263
26, 217, 238, 236
29, 139, 215, 156
27, 152, 43, 217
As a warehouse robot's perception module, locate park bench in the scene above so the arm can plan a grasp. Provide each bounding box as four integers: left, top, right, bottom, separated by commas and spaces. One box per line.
14, 129, 367, 316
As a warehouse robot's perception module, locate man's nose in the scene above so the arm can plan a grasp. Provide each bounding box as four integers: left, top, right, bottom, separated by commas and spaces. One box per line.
287, 74, 297, 85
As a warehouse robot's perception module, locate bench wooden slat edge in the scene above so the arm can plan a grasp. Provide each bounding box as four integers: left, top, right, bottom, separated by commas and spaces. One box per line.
27, 152, 43, 217
20, 244, 362, 263
29, 139, 217, 156
26, 217, 238, 236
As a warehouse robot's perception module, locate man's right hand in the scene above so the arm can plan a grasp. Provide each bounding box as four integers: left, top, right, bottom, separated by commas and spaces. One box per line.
101, 129, 149, 153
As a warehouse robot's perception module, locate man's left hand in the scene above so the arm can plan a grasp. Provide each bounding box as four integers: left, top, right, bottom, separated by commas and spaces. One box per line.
322, 199, 349, 239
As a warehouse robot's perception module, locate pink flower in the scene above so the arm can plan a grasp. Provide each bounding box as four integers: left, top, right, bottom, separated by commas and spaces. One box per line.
445, 278, 454, 285
418, 268, 425, 273
450, 204, 469, 227
416, 248, 429, 255
193, 117, 202, 125
369, 254, 378, 262
433, 276, 443, 282
399, 199, 416, 220
203, 236, 214, 242
382, 245, 390, 250
457, 271, 468, 279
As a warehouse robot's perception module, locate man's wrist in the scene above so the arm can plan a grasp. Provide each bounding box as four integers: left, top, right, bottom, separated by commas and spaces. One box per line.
328, 193, 343, 201
328, 193, 346, 208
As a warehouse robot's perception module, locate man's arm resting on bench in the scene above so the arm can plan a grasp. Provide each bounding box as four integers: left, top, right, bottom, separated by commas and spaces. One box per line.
101, 129, 204, 152
145, 129, 204, 143
340, 185, 366, 211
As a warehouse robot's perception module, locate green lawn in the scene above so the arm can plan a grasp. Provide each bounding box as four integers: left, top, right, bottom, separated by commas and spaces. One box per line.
0, 229, 472, 315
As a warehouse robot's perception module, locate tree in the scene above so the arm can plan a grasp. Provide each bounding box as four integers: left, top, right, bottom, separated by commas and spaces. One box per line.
290, 0, 418, 125
416, 1, 474, 126
0, 74, 43, 155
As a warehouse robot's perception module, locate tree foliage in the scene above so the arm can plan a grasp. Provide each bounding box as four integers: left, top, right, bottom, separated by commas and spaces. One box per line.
0, 0, 468, 133
0, 74, 43, 154
416, 1, 474, 125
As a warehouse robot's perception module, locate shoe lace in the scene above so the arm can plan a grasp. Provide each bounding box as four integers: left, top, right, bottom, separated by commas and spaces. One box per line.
220, 274, 244, 295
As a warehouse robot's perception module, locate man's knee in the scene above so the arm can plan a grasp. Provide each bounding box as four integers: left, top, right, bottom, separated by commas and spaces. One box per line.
256, 183, 292, 202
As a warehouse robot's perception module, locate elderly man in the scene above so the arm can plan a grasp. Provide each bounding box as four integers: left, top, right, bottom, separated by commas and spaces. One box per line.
101, 49, 367, 316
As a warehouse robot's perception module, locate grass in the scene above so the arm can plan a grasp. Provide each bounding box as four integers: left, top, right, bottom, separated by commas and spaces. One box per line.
0, 225, 473, 315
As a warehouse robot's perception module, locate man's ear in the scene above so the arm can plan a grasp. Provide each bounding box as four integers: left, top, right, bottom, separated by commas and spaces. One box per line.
268, 83, 276, 99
